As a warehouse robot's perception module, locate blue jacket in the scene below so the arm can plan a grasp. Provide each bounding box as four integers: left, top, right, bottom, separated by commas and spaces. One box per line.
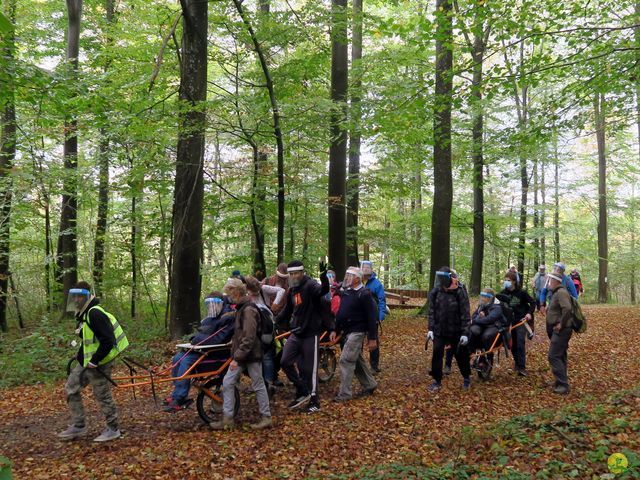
539, 274, 578, 304
365, 273, 386, 322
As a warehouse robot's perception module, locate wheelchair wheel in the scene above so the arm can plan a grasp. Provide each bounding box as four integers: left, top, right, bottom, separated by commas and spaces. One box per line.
196, 379, 240, 424
475, 357, 493, 381
318, 347, 337, 383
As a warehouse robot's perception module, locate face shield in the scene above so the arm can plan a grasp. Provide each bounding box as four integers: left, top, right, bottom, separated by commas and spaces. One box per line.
434, 270, 452, 289
479, 291, 494, 306
67, 288, 92, 314
205, 297, 224, 318
343, 273, 357, 289
360, 261, 373, 277
326, 270, 336, 284
552, 262, 566, 275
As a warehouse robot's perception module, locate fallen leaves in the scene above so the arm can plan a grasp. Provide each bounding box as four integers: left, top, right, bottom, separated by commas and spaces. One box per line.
0, 305, 638, 479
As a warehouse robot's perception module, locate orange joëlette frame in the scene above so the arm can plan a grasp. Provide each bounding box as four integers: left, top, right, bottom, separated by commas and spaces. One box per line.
442, 318, 528, 358
110, 329, 340, 389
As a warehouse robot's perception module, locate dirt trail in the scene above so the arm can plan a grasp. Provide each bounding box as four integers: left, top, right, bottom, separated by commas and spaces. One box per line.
1, 305, 638, 479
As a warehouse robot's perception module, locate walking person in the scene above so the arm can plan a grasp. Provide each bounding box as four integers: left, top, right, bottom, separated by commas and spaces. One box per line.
426, 267, 472, 392
334, 267, 378, 402
57, 282, 129, 442
275, 260, 332, 413
210, 278, 272, 430
545, 273, 575, 394
361, 260, 386, 374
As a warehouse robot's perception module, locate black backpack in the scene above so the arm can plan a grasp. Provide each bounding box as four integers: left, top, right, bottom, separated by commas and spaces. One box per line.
495, 294, 514, 348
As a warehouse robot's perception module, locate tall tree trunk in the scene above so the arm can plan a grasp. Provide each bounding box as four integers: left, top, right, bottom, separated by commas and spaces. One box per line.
429, 0, 453, 289
169, 0, 207, 339
251, 144, 266, 277
517, 87, 529, 276
92, 0, 114, 297
129, 152, 142, 320
328, 0, 348, 279
540, 155, 546, 265
633, 0, 640, 303
533, 156, 539, 272
346, 0, 362, 268
595, 92, 608, 303
55, 0, 82, 313
631, 185, 637, 304
553, 132, 560, 262
468, 13, 488, 295
233, 0, 285, 264
0, 0, 16, 332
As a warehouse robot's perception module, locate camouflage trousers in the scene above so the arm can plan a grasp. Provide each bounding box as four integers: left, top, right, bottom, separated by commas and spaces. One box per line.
65, 362, 118, 430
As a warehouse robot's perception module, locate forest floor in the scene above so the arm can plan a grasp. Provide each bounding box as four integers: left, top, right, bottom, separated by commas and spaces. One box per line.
0, 305, 639, 479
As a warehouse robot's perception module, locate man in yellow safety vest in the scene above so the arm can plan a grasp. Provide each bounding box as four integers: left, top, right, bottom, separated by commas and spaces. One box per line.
57, 282, 129, 442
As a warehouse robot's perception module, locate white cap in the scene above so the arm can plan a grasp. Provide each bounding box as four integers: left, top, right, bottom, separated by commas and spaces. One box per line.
346, 267, 363, 279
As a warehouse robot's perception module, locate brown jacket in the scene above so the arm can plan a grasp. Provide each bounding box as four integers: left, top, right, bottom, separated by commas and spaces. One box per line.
546, 285, 573, 329
231, 297, 262, 364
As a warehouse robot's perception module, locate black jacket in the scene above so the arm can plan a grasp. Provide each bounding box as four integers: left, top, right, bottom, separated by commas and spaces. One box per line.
191, 309, 235, 345
275, 273, 331, 337
428, 286, 471, 338
335, 287, 378, 340
499, 288, 535, 323
75, 298, 116, 365
472, 301, 506, 328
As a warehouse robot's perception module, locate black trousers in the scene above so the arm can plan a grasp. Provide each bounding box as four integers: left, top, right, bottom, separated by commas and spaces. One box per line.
281, 333, 319, 398
431, 335, 470, 383
369, 322, 381, 370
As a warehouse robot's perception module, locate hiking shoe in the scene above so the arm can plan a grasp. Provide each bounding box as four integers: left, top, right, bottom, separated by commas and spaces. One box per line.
57, 425, 88, 440
287, 394, 311, 410
355, 387, 377, 398
93, 427, 121, 442
371, 366, 381, 376
163, 398, 193, 413
428, 381, 442, 393
305, 402, 321, 414
250, 416, 273, 430
553, 385, 570, 395
162, 395, 173, 406
463, 378, 471, 390
333, 395, 351, 403
443, 365, 452, 375
209, 416, 235, 430
516, 369, 528, 377
272, 379, 285, 387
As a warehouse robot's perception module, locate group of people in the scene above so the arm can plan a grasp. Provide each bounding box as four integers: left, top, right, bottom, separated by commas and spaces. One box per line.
427, 262, 581, 396
56, 259, 582, 441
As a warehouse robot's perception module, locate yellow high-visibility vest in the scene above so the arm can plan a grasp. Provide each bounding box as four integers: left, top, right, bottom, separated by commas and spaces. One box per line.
81, 306, 129, 367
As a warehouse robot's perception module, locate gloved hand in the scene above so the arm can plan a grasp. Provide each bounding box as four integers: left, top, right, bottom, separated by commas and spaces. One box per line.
427, 331, 434, 341
318, 260, 328, 274
459, 336, 469, 346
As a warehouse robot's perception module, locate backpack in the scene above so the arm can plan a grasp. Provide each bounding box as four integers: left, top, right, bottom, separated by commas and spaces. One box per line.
494, 294, 514, 349
570, 296, 587, 333
240, 300, 275, 348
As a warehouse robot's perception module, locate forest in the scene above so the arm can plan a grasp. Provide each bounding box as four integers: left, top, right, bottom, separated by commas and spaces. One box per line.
0, 0, 637, 335
0, 0, 639, 478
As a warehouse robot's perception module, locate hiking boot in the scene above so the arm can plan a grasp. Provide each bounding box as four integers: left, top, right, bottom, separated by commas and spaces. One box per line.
462, 378, 471, 390
163, 398, 193, 413
209, 416, 235, 430
272, 378, 285, 387
162, 395, 173, 406
57, 425, 88, 441
250, 416, 273, 430
553, 385, 570, 395
333, 395, 351, 403
516, 369, 528, 377
355, 387, 377, 398
287, 394, 311, 410
371, 366, 381, 376
428, 381, 442, 393
443, 365, 452, 375
93, 427, 121, 442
